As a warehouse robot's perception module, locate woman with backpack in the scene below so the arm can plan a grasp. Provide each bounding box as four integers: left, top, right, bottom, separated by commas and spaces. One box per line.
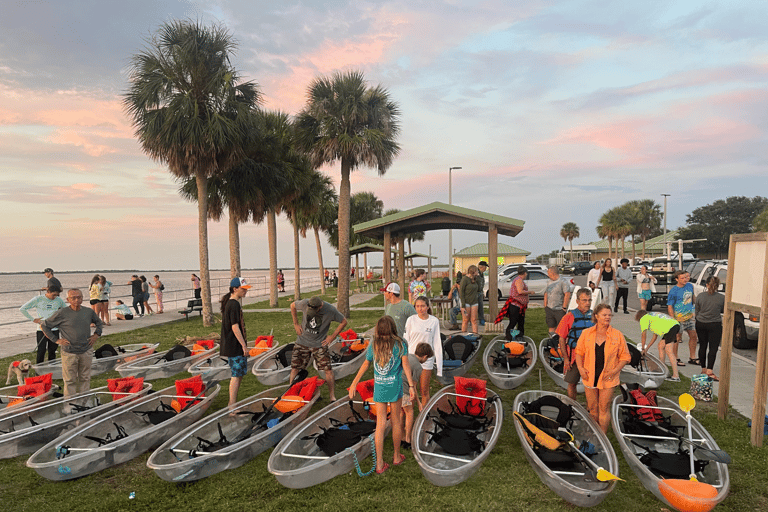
575, 303, 631, 433
151, 275, 164, 314
348, 316, 417, 474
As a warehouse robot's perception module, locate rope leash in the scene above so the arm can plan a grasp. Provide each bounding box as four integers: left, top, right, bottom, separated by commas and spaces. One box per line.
346, 434, 376, 477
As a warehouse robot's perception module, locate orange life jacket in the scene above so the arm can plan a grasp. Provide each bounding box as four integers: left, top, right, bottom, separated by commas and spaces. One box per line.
505, 342, 526, 356
173, 375, 205, 411
249, 336, 274, 357
192, 339, 215, 354
25, 373, 53, 392
274, 376, 325, 412
5, 383, 45, 408
454, 376, 487, 416
350, 339, 369, 352
108, 376, 145, 400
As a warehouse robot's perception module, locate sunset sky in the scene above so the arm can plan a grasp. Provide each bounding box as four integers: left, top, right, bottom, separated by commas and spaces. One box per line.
2, 0, 766, 273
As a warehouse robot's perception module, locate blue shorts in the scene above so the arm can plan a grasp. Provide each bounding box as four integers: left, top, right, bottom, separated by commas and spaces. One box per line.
228, 355, 248, 378
638, 290, 652, 300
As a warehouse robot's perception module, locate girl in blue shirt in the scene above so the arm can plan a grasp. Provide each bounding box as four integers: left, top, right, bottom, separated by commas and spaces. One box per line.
349, 316, 416, 474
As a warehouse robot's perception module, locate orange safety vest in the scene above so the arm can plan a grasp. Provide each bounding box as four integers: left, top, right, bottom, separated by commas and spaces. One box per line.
249, 335, 274, 357
275, 376, 325, 413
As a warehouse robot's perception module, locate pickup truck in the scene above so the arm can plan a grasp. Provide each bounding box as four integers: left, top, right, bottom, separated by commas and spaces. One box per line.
686, 260, 760, 349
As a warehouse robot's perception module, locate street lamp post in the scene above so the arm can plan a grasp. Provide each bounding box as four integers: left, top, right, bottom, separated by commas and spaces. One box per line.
661, 194, 670, 259
448, 166, 462, 276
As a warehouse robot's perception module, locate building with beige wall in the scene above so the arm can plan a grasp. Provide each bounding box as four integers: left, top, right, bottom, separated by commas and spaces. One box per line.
453, 243, 530, 275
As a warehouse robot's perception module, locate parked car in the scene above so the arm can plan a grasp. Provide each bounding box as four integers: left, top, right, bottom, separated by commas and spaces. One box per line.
561, 261, 593, 275
687, 261, 759, 349
484, 270, 574, 300
629, 261, 651, 277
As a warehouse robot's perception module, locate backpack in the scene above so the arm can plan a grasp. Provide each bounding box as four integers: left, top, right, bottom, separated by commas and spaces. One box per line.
425, 378, 494, 456
95, 344, 118, 359
545, 336, 564, 374
301, 402, 376, 456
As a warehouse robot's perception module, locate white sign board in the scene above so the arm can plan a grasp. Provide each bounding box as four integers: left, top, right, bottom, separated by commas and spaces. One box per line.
731, 240, 767, 308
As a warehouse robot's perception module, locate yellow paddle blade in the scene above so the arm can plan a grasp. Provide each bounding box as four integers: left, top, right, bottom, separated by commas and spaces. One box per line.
596, 468, 624, 482
679, 393, 695, 413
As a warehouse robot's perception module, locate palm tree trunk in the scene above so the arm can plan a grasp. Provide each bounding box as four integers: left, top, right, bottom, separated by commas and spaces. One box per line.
642, 233, 647, 260
196, 171, 213, 327
336, 159, 351, 317
315, 227, 326, 294
293, 218, 301, 301
267, 209, 278, 307
228, 208, 241, 278
569, 238, 574, 263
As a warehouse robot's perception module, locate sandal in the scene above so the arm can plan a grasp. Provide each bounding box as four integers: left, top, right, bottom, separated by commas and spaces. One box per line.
376, 462, 390, 475
394, 453, 406, 466
676, 359, 686, 367
688, 358, 700, 365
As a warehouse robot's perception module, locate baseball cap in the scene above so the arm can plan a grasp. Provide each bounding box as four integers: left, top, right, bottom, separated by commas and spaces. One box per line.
230, 277, 251, 289
478, 261, 488, 267
379, 282, 401, 294
44, 268, 53, 274
307, 296, 323, 309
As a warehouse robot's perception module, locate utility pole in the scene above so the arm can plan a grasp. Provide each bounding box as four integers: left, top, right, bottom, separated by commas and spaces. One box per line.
448, 166, 462, 275
661, 194, 670, 259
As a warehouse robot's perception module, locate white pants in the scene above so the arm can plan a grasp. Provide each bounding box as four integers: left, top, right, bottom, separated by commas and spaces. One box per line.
600, 283, 616, 308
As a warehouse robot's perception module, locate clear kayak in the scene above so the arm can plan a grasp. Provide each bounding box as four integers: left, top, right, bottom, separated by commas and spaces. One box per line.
312, 338, 369, 380
252, 343, 294, 385
620, 343, 668, 389
0, 383, 151, 460
188, 340, 277, 385
147, 382, 320, 482
437, 333, 482, 386
611, 393, 729, 511
412, 384, 503, 486
539, 337, 585, 394
26, 383, 220, 480
482, 335, 537, 390
268, 398, 389, 489
32, 343, 159, 380
114, 344, 219, 380
0, 382, 59, 420
512, 390, 619, 507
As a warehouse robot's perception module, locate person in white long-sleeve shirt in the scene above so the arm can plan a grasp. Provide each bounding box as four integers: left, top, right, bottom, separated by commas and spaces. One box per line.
20, 286, 65, 363
403, 296, 442, 409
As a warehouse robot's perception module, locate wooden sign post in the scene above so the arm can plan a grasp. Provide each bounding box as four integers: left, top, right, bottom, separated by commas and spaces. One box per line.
717, 232, 768, 446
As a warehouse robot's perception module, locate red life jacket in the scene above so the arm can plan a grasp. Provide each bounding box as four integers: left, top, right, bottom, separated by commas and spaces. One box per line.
628, 389, 663, 422
174, 375, 205, 410
17, 383, 45, 398
454, 376, 487, 416
108, 376, 145, 400
249, 335, 274, 356
25, 373, 53, 392
275, 376, 325, 413
192, 339, 215, 354
339, 329, 358, 341
356, 379, 375, 401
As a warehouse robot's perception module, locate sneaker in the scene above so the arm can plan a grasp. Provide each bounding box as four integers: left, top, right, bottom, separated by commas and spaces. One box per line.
613, 308, 618, 313
665, 376, 681, 382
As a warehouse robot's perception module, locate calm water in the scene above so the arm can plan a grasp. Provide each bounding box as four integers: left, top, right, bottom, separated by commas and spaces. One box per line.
0, 268, 325, 338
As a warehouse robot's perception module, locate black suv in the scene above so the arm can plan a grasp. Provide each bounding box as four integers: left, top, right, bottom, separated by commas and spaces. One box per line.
562, 261, 593, 275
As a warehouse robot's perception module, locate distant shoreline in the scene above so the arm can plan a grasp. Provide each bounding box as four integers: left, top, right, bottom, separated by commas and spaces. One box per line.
2, 264, 449, 276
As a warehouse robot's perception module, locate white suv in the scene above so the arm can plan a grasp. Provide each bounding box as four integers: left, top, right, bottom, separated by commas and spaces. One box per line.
687, 260, 760, 349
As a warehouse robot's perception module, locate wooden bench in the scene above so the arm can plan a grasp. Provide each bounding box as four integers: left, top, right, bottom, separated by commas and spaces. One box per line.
179, 299, 203, 320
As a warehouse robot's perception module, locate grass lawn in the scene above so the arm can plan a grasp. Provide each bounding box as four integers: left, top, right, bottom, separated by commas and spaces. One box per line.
0, 309, 765, 511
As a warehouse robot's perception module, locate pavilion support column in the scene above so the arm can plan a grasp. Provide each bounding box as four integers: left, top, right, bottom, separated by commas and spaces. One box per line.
355, 254, 360, 287
383, 229, 391, 284
364, 253, 368, 279
398, 237, 406, 296
488, 224, 499, 323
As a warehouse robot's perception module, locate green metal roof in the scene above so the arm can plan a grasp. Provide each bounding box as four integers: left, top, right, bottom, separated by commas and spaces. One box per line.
587, 230, 679, 252
335, 243, 385, 256
353, 202, 524, 239
405, 252, 438, 260
454, 243, 530, 257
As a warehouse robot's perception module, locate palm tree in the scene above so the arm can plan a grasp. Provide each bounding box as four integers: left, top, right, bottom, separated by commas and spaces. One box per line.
295, 70, 401, 317
124, 20, 260, 326
560, 222, 579, 263
631, 199, 662, 259
326, 191, 385, 249
294, 174, 337, 295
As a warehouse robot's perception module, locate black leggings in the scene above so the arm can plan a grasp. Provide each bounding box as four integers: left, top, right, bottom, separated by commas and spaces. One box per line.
506, 305, 525, 340
696, 321, 722, 370
614, 288, 628, 311
36, 330, 58, 364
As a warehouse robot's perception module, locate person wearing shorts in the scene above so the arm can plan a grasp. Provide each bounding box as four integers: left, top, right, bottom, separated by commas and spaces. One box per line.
667, 270, 698, 366
544, 266, 571, 335
289, 296, 348, 401
556, 288, 594, 399
636, 310, 682, 382
220, 277, 251, 406
401, 343, 432, 449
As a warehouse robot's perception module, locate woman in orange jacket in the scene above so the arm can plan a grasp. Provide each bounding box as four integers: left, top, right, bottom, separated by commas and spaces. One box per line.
575, 303, 631, 432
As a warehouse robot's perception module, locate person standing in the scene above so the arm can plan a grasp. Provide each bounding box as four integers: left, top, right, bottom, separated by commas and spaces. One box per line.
408, 269, 430, 304
191, 273, 201, 299
555, 288, 594, 399
459, 265, 480, 334
636, 265, 656, 311
595, 259, 616, 307
42, 268, 62, 291
99, 275, 112, 325
575, 304, 631, 432
496, 266, 532, 340
447, 279, 463, 331
289, 296, 348, 401
140, 276, 154, 315
221, 277, 251, 407
20, 286, 65, 363
587, 261, 601, 290
695, 276, 725, 381
150, 275, 164, 314
40, 289, 103, 396
667, 270, 698, 366
129, 275, 144, 316
88, 274, 102, 314
277, 270, 286, 292
476, 261, 488, 326
636, 310, 682, 382
543, 266, 571, 335
382, 282, 416, 338
614, 258, 633, 314
403, 296, 443, 409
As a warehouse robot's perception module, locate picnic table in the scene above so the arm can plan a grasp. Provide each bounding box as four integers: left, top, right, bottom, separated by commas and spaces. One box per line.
363, 279, 383, 293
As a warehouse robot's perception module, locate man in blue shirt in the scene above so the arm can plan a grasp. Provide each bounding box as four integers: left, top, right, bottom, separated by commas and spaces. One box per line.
667, 270, 698, 366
